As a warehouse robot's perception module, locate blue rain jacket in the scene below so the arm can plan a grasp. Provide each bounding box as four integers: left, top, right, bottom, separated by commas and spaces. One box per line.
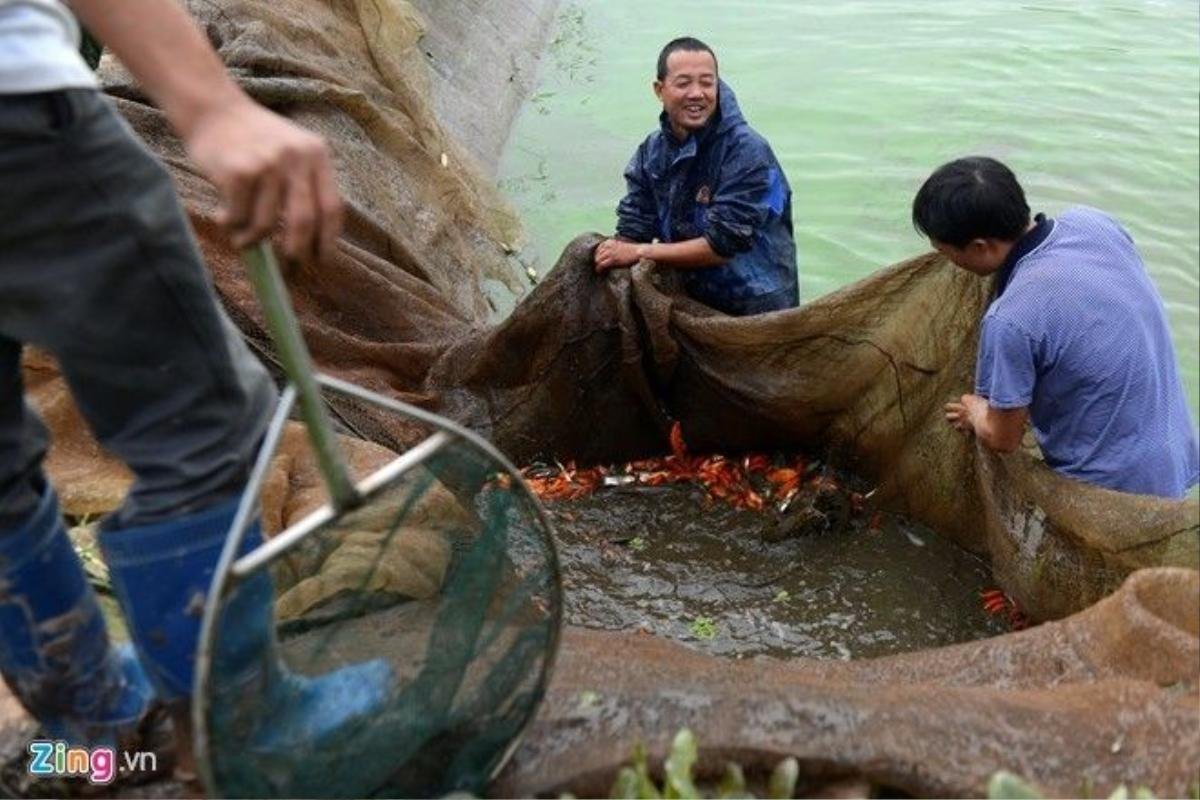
615, 80, 798, 315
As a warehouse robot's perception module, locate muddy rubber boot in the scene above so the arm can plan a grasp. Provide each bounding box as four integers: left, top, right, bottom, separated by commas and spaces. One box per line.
99, 496, 391, 796
0, 485, 155, 747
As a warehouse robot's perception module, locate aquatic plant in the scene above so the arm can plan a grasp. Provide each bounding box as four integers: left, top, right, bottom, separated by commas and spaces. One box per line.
688, 617, 717, 641
987, 770, 1157, 800
609, 729, 799, 799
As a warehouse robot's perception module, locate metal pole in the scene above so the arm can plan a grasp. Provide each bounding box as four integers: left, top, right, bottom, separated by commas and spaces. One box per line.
241, 243, 360, 511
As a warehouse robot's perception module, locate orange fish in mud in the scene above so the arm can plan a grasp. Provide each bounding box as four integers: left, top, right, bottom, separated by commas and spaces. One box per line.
524, 422, 784, 512
980, 588, 1030, 631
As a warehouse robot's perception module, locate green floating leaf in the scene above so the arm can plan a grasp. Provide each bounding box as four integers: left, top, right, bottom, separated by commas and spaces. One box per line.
718, 763, 749, 799
768, 757, 798, 800
609, 767, 639, 800
987, 770, 1044, 799
664, 728, 699, 799
689, 616, 717, 640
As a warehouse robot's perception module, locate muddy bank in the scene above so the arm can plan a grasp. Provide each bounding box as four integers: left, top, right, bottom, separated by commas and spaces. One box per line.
409, 0, 561, 175
407, 0, 561, 314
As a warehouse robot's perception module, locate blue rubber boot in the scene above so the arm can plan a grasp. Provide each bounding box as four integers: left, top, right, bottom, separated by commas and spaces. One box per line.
0, 485, 154, 747
99, 497, 391, 794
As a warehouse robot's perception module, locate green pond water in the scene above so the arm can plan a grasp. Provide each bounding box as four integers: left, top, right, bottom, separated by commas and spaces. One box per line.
498, 0, 1200, 420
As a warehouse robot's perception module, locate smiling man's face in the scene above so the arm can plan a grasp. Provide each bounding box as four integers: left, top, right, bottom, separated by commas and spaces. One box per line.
654, 49, 718, 141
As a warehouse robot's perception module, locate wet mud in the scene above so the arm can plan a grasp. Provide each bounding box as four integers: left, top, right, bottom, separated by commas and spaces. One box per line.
545, 478, 1008, 660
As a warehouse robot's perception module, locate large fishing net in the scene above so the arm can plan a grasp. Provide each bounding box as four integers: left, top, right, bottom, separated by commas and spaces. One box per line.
4, 0, 1196, 796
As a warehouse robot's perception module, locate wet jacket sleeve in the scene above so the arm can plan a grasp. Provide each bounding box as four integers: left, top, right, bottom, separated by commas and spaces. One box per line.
704, 138, 774, 258
615, 142, 657, 242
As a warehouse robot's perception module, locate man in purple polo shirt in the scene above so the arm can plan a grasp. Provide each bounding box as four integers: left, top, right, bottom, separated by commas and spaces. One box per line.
912, 156, 1198, 498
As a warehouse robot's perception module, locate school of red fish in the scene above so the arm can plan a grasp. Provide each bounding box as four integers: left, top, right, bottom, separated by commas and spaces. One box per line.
519, 421, 1029, 630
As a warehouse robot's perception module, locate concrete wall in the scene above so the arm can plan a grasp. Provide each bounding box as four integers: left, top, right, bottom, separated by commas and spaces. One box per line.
410, 0, 561, 175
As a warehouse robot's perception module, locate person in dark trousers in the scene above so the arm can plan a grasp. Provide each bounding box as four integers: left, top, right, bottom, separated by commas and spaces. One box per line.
913, 155, 1199, 498
0, 0, 386, 771
593, 37, 798, 316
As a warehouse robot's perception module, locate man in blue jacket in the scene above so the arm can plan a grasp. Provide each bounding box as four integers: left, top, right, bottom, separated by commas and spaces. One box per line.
914, 156, 1199, 498
593, 37, 798, 316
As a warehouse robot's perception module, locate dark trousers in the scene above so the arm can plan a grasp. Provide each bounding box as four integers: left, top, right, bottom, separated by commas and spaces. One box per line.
0, 89, 276, 530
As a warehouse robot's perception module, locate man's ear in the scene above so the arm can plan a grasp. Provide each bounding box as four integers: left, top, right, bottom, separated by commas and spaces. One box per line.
970, 238, 1009, 272
966, 238, 989, 253
653, 80, 664, 101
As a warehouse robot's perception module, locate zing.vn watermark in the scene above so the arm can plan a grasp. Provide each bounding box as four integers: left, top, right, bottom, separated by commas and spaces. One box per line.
27, 740, 158, 785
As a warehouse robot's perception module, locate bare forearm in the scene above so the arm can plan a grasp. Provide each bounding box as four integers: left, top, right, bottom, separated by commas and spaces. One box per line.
69, 0, 245, 137
595, 235, 728, 273
636, 237, 729, 269
946, 394, 1026, 453
972, 418, 1017, 453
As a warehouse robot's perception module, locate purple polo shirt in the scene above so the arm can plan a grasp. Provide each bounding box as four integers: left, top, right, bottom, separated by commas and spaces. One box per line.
976, 206, 1199, 497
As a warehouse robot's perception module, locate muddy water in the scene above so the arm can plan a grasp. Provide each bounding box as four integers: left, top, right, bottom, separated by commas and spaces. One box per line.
545, 482, 1007, 660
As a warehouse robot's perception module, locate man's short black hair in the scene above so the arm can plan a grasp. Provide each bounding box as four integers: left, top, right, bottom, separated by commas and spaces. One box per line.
912, 156, 1031, 247
656, 37, 719, 81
